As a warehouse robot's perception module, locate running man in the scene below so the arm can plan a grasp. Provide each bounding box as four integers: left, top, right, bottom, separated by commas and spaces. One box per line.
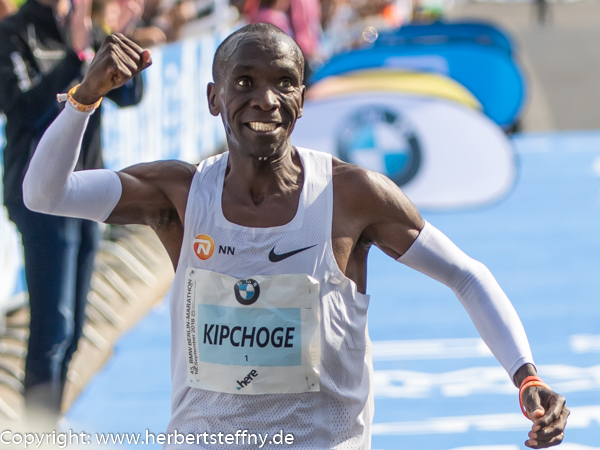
23, 24, 569, 448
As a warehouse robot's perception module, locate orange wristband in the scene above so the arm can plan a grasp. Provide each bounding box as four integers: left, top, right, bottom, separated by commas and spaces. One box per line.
56, 84, 102, 113
519, 376, 551, 419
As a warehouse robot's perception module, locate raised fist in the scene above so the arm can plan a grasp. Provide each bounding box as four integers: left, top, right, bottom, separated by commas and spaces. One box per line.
73, 33, 152, 105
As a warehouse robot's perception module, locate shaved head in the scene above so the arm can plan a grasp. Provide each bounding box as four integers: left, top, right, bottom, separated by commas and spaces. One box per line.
212, 23, 305, 84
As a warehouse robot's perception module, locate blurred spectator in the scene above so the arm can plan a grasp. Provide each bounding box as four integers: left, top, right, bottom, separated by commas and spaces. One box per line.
91, 0, 144, 35
534, 0, 549, 26
321, 0, 404, 58
0, 0, 17, 19
247, 0, 291, 35
132, 0, 200, 45
244, 0, 321, 70
0, 0, 143, 424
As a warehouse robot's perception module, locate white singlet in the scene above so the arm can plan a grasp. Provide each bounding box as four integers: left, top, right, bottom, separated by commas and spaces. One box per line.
166, 148, 373, 449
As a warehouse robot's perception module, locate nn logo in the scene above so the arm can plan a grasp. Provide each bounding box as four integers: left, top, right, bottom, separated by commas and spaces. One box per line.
219, 245, 235, 255
193, 234, 235, 260
236, 369, 258, 390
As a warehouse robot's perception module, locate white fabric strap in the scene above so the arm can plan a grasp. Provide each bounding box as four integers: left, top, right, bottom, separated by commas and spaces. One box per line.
397, 221, 535, 383
23, 102, 122, 222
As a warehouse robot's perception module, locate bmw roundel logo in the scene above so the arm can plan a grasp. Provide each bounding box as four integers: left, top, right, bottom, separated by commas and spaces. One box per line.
234, 279, 260, 305
337, 106, 422, 187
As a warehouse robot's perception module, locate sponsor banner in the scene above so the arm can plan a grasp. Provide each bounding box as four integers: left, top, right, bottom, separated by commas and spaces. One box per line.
307, 70, 481, 111
310, 42, 527, 128
292, 92, 516, 210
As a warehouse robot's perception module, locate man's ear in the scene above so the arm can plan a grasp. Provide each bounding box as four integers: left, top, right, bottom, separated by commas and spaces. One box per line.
207, 82, 220, 117
298, 85, 306, 118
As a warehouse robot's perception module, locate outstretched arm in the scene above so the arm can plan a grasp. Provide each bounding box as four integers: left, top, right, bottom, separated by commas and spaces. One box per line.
357, 169, 569, 448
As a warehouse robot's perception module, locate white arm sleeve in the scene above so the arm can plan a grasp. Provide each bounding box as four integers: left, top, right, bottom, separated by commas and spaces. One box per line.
22, 102, 122, 222
397, 221, 535, 383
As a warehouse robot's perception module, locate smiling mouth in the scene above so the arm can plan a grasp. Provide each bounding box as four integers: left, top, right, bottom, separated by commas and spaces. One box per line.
246, 122, 280, 132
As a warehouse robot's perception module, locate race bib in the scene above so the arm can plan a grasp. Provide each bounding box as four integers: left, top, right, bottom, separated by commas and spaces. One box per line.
184, 268, 321, 395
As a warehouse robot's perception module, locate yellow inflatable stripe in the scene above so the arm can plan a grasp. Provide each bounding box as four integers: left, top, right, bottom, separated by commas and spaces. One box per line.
308, 70, 481, 110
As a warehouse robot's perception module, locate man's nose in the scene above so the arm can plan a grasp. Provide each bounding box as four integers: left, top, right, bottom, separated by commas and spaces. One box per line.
252, 86, 279, 111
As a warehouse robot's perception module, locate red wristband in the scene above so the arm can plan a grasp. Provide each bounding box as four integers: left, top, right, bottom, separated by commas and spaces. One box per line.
519, 376, 551, 419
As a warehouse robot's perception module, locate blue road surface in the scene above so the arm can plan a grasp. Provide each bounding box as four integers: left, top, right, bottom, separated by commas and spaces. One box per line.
65, 131, 600, 449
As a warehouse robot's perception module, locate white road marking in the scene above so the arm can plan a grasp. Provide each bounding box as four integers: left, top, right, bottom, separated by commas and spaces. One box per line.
371, 405, 600, 435
447, 445, 599, 450
571, 334, 600, 353
371, 338, 493, 361
592, 156, 600, 176
446, 446, 518, 450
373, 364, 600, 398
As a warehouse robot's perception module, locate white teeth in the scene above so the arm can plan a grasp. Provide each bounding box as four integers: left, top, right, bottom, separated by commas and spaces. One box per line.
248, 122, 277, 131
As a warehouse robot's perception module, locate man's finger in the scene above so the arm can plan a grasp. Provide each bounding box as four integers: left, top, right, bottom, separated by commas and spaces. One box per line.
141, 49, 152, 70
114, 53, 137, 75
534, 393, 565, 429
112, 32, 145, 56
112, 42, 139, 69
109, 33, 151, 72
110, 35, 141, 63
113, 63, 133, 84
534, 406, 569, 441
529, 408, 544, 424
527, 432, 564, 449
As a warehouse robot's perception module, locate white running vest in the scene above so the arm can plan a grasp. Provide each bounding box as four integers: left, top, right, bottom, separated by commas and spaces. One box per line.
167, 148, 373, 449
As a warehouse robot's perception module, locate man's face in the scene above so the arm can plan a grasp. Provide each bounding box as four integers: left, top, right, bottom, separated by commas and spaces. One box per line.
208, 33, 305, 159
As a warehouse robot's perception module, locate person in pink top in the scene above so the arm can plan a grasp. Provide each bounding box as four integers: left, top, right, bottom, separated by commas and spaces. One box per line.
244, 0, 321, 63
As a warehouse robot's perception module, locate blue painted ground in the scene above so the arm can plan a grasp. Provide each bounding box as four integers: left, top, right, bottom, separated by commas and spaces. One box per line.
65, 131, 600, 449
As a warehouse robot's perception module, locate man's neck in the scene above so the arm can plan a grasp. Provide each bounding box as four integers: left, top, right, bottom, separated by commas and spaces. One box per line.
225, 144, 303, 207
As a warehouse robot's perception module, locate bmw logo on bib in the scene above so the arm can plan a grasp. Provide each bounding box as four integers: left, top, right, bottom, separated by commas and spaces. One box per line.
337, 106, 421, 187
234, 279, 261, 305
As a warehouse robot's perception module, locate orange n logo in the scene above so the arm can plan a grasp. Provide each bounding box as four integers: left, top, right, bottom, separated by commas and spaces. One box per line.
193, 234, 215, 260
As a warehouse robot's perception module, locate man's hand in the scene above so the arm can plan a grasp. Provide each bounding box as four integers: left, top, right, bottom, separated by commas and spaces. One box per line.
521, 381, 570, 448
73, 34, 152, 105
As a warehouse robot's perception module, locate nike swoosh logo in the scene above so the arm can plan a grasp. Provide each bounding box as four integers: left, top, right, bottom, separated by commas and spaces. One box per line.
268, 245, 317, 262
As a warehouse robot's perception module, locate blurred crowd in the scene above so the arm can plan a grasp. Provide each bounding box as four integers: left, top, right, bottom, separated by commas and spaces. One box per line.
0, 0, 426, 74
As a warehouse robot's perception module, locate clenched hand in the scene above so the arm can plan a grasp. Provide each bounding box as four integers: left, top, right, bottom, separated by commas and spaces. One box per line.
522, 385, 570, 448
73, 33, 152, 105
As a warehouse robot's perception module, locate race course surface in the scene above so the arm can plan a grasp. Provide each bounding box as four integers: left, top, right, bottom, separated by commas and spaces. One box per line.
65, 131, 600, 449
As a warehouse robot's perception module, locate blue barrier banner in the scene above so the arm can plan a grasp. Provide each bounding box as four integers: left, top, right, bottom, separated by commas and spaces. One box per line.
101, 32, 228, 171
0, 115, 27, 314
375, 21, 516, 57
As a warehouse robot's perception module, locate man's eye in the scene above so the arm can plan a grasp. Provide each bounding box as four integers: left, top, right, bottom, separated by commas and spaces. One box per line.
278, 79, 293, 88
237, 78, 251, 87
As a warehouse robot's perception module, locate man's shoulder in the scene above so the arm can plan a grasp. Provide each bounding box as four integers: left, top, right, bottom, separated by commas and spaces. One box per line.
332, 158, 390, 211
332, 157, 385, 196
331, 156, 417, 223
120, 159, 197, 184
